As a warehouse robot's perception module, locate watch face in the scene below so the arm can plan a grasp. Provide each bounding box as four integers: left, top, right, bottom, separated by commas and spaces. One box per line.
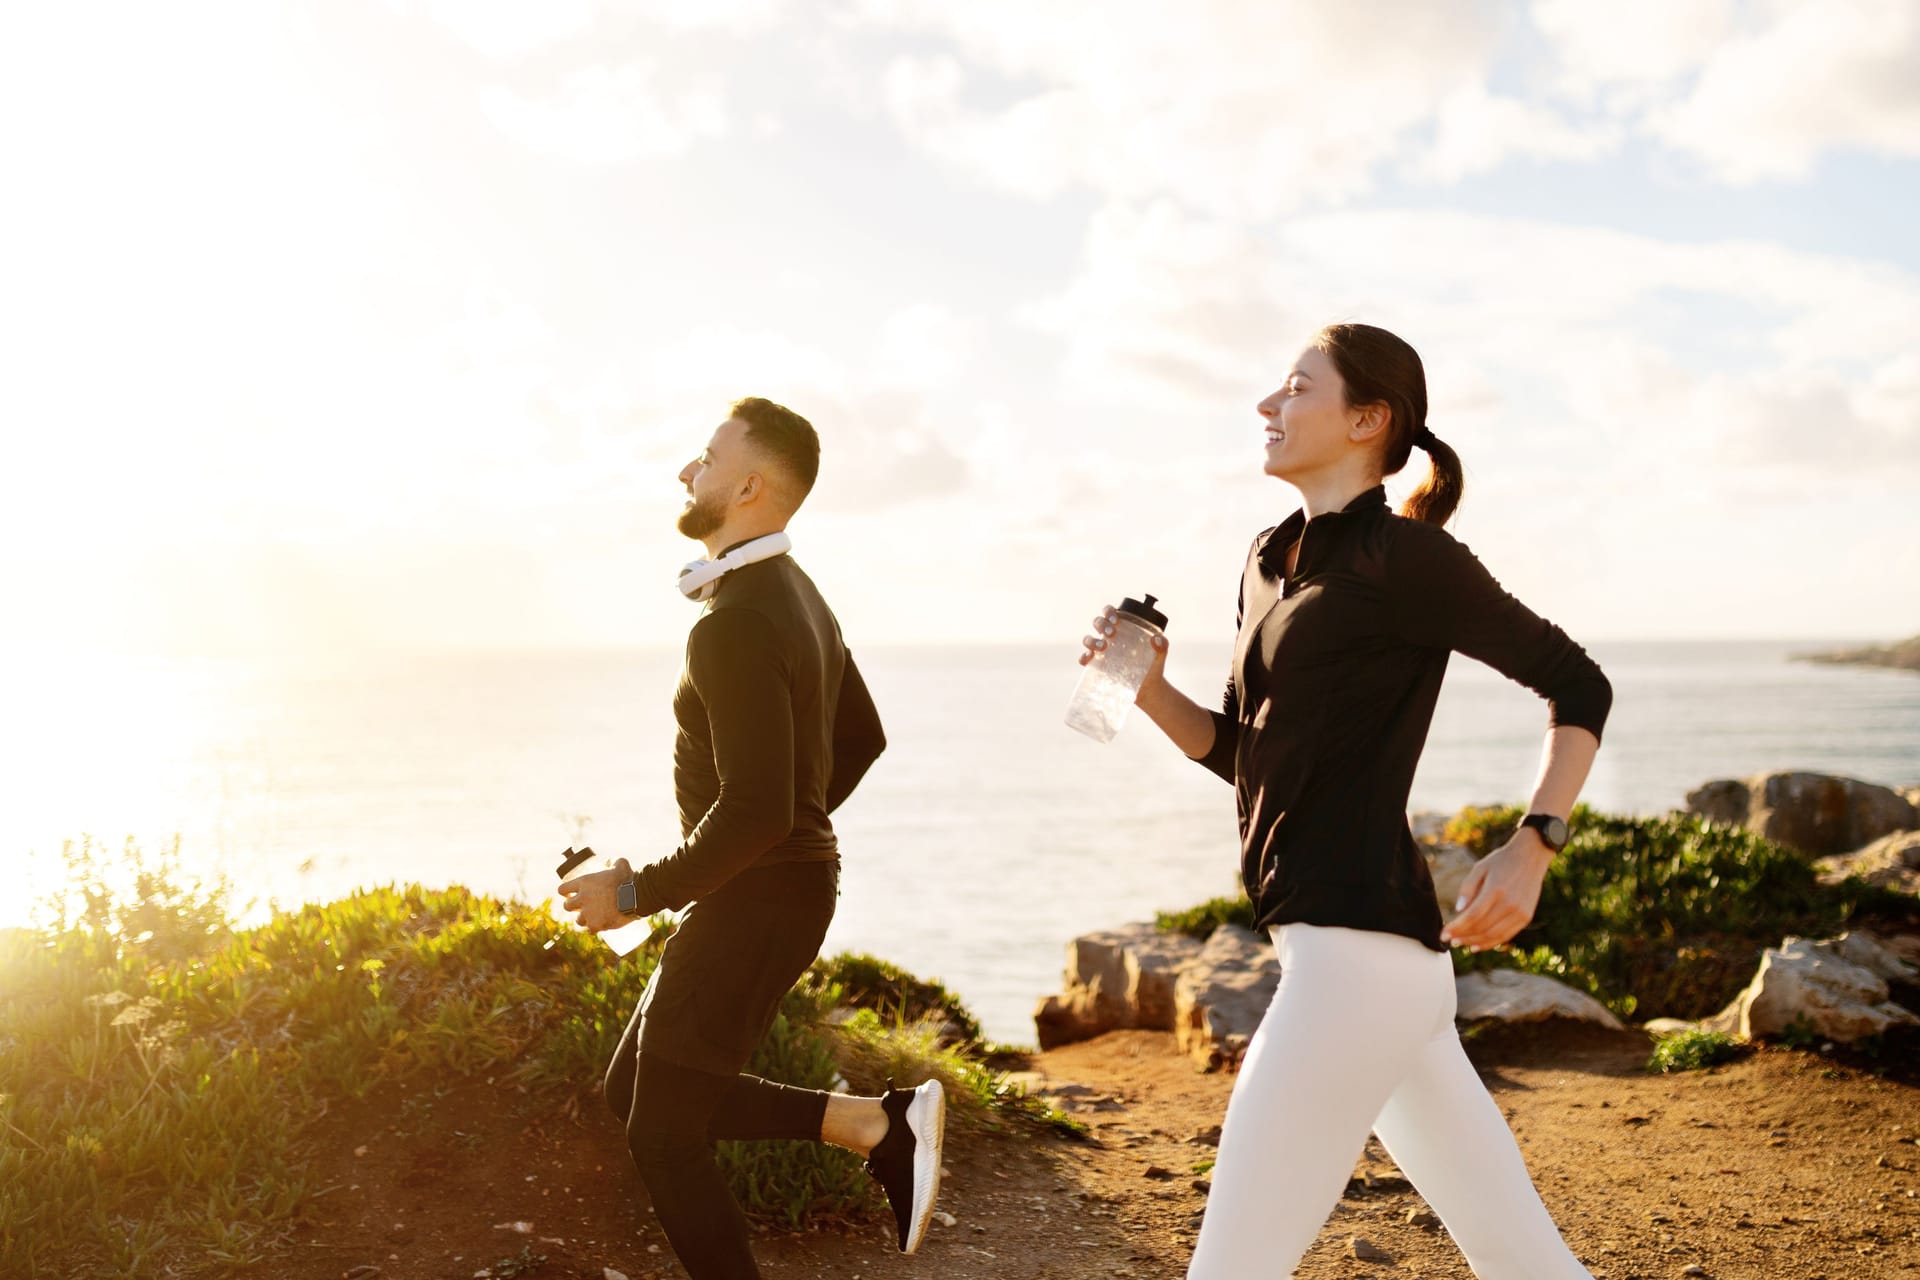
1543, 816, 1569, 849
616, 880, 638, 914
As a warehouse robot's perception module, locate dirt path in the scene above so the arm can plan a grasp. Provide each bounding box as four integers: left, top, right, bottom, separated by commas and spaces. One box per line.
277, 1025, 1920, 1280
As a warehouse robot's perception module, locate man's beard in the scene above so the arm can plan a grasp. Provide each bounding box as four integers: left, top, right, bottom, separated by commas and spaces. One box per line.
676, 490, 727, 541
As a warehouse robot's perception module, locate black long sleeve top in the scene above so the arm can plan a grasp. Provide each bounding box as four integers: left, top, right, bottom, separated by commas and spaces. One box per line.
1196, 485, 1612, 950
634, 553, 886, 914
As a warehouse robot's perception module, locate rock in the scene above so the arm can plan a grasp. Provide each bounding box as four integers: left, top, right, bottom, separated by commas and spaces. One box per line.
1684, 771, 1918, 857
1685, 778, 1752, 827
1406, 1208, 1440, 1228
1708, 934, 1920, 1043
1174, 925, 1281, 1070
1642, 1017, 1703, 1037
1831, 930, 1919, 984
1187, 1124, 1222, 1147
1815, 830, 1920, 896
603, 1270, 629, 1280
1034, 923, 1205, 1049
1424, 842, 1479, 925
932, 1210, 957, 1228
1454, 969, 1626, 1030
1796, 635, 1920, 672
1349, 1236, 1393, 1262
1409, 810, 1451, 842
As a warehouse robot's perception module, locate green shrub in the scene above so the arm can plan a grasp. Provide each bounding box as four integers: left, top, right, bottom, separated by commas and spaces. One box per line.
1155, 894, 1255, 940
1157, 807, 1918, 1021
1646, 1029, 1746, 1074
2, 844, 1037, 1275
1456, 807, 1916, 1019
803, 952, 983, 1045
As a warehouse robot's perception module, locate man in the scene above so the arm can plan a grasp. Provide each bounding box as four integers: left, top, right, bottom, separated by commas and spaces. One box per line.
559, 397, 945, 1280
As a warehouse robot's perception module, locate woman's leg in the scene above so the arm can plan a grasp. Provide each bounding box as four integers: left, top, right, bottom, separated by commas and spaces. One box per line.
1371, 1029, 1593, 1279
1187, 925, 1456, 1278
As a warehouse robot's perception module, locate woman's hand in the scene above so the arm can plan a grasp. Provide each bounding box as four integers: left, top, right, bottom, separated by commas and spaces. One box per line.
1439, 830, 1555, 951
1079, 605, 1170, 700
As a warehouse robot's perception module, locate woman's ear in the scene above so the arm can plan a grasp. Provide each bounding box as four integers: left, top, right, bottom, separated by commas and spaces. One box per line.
1349, 402, 1391, 443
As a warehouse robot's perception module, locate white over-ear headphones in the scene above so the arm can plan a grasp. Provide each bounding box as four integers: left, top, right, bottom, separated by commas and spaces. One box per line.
676, 532, 793, 602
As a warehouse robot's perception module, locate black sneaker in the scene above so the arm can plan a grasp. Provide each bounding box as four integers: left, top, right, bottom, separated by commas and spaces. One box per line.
864, 1077, 947, 1253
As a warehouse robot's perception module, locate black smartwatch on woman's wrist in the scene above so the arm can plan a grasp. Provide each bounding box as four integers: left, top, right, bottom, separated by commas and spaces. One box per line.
1519, 813, 1570, 853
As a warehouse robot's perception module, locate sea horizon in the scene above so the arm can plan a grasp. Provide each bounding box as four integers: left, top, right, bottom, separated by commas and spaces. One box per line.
5, 636, 1917, 1043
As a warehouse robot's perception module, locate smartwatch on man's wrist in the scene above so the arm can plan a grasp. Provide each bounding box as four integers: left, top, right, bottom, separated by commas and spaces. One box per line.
1519, 812, 1570, 853
613, 857, 642, 917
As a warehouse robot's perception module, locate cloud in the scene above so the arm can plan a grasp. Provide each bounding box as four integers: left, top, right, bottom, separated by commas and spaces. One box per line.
1531, 0, 1737, 96
480, 61, 727, 163
862, 0, 1609, 215
1651, 0, 1920, 181
1533, 0, 1920, 182
388, 0, 793, 60
868, 0, 1920, 202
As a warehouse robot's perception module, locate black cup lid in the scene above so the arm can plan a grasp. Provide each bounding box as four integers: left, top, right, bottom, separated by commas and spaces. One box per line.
1118, 594, 1167, 629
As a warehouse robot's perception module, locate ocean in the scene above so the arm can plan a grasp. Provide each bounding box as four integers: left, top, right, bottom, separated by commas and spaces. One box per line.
4, 640, 1917, 1043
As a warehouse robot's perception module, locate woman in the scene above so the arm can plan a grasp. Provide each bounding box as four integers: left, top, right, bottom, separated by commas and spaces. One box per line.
1082, 323, 1611, 1278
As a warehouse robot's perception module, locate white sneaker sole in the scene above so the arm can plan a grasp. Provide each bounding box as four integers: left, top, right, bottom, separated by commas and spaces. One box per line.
901, 1078, 947, 1254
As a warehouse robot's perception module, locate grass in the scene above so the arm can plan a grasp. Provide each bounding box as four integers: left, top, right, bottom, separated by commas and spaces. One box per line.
1646, 1029, 1747, 1074
0, 839, 1045, 1277
1155, 806, 1918, 1021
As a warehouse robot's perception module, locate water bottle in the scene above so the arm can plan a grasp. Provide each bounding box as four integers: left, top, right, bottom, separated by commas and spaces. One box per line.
1065, 594, 1168, 743
553, 846, 654, 957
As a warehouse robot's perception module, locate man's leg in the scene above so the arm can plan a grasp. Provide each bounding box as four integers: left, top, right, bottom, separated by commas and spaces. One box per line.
624, 1052, 768, 1280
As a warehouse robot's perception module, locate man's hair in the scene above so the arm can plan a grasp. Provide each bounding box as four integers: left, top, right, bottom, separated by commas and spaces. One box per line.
731, 396, 820, 498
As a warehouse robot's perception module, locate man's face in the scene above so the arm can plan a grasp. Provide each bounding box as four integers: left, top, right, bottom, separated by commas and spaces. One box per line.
676, 417, 751, 541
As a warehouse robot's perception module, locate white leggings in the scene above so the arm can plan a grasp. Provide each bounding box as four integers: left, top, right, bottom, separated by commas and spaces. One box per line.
1188, 924, 1593, 1279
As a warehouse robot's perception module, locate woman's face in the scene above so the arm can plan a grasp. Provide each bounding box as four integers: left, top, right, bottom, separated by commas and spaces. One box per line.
1256, 345, 1355, 481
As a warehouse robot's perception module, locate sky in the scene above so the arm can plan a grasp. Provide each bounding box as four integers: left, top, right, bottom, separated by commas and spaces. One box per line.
2, 0, 1918, 657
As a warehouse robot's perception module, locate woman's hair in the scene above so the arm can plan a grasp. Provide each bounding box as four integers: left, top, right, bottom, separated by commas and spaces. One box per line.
1312, 323, 1463, 527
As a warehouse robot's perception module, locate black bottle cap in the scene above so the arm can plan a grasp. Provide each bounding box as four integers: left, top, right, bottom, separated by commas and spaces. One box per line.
556, 846, 594, 878
1118, 594, 1168, 629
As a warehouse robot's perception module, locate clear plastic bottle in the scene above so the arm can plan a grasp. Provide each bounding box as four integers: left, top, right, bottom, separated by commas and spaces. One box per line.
553, 846, 655, 957
1065, 594, 1168, 743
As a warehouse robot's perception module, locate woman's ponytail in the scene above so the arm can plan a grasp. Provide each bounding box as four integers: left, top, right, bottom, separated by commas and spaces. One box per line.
1402, 428, 1463, 527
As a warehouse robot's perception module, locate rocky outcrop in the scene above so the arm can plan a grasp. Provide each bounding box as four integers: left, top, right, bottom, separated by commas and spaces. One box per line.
1796, 635, 1920, 673
1173, 926, 1279, 1071
1684, 771, 1918, 857
1815, 830, 1920, 896
1455, 969, 1625, 1030
1033, 923, 1203, 1050
1037, 828, 1478, 1057
1698, 933, 1919, 1044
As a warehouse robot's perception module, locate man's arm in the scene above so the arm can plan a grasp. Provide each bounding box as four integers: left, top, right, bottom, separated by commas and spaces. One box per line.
825, 651, 885, 814
634, 609, 795, 913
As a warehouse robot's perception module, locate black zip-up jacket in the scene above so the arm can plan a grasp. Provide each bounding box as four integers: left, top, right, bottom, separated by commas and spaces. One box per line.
633, 553, 886, 915
1195, 485, 1612, 950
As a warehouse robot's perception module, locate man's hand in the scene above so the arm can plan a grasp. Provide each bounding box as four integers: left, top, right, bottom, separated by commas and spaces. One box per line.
558, 859, 633, 933
1439, 830, 1555, 951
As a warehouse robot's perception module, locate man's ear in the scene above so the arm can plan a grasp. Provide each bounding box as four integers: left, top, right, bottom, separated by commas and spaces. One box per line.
734, 472, 764, 506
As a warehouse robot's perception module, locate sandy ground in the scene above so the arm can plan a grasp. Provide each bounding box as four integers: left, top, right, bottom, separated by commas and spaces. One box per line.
271, 1019, 1920, 1280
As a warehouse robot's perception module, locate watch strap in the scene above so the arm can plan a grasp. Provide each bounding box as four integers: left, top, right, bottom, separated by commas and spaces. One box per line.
1520, 812, 1569, 852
